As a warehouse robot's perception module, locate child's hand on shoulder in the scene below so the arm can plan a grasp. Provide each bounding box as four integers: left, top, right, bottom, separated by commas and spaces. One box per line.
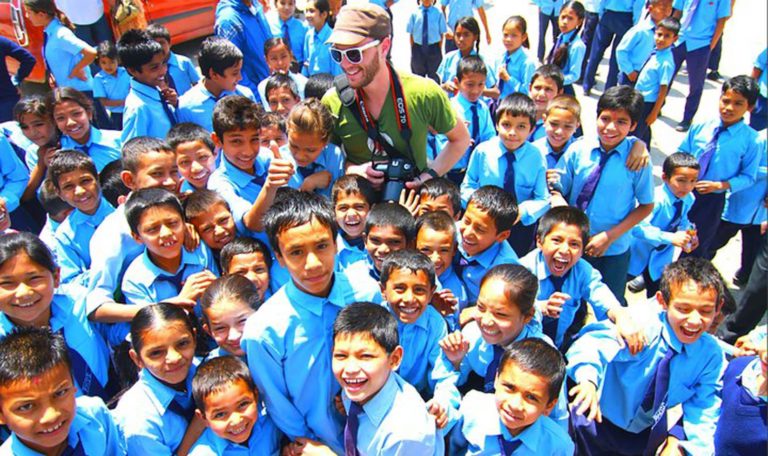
612, 309, 647, 355
178, 270, 217, 302
300, 170, 331, 192
289, 438, 336, 455
568, 381, 602, 423
442, 78, 458, 95
426, 399, 448, 429
625, 140, 650, 171
459, 306, 478, 327
585, 231, 613, 257
266, 142, 295, 189
440, 330, 470, 369
540, 292, 571, 319
432, 289, 458, 317
549, 191, 568, 208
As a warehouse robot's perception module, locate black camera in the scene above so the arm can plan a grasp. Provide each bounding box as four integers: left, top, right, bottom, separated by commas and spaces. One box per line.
373, 158, 416, 202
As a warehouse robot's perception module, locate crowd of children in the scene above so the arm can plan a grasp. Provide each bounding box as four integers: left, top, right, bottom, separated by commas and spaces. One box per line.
0, 0, 764, 455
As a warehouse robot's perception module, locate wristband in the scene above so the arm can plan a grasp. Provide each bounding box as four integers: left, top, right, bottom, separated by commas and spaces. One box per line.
424, 168, 440, 179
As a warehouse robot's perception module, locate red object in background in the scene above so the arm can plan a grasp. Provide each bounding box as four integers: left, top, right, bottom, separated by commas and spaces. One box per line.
1, 0, 217, 84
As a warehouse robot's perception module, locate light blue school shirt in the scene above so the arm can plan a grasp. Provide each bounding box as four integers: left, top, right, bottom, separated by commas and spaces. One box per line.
0, 135, 30, 212
42, 18, 93, 93
566, 307, 725, 455
442, 0, 485, 30
215, 0, 273, 92
438, 265, 469, 332
241, 273, 380, 453
461, 137, 550, 226
167, 52, 201, 96
342, 372, 444, 456
723, 132, 767, 225
188, 407, 281, 456
0, 120, 36, 171
86, 203, 143, 316
39, 215, 61, 251
674, 0, 731, 51
495, 47, 538, 97
121, 243, 219, 306
557, 136, 655, 256
438, 93, 495, 171
335, 232, 367, 273
267, 13, 308, 65
93, 66, 131, 114
437, 50, 498, 92
528, 118, 547, 143
178, 82, 256, 132
616, 18, 656, 76
302, 23, 341, 77
208, 152, 271, 224
756, 48, 767, 98
534, 0, 564, 16
629, 184, 694, 279
533, 135, 578, 169
449, 390, 574, 456
334, 255, 384, 303
520, 249, 621, 348
458, 240, 520, 304
53, 197, 114, 286
60, 126, 121, 172
0, 293, 111, 398
635, 46, 675, 102
557, 30, 587, 86
0, 396, 125, 456
407, 6, 448, 46
278, 142, 345, 199
121, 78, 175, 143
115, 366, 197, 456
257, 72, 307, 110
678, 118, 761, 193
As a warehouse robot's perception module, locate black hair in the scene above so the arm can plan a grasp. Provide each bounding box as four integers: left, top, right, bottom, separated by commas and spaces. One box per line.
121, 136, 174, 174
656, 16, 681, 36
116, 28, 163, 73
287, 98, 334, 142
219, 236, 273, 272
200, 275, 262, 316
197, 36, 243, 79
263, 190, 337, 255
480, 264, 538, 317
456, 55, 488, 82
167, 122, 215, 153
380, 249, 436, 288
264, 36, 292, 57
662, 152, 700, 177
416, 210, 458, 247
597, 85, 645, 125
455, 16, 481, 53
467, 186, 519, 233
125, 188, 184, 235
0, 327, 71, 388
97, 40, 117, 61
99, 159, 129, 207
365, 203, 417, 244
146, 23, 172, 42
183, 188, 230, 221
498, 338, 566, 403
333, 302, 399, 354
212, 95, 263, 139
193, 355, 256, 413
306, 0, 333, 27
551, 2, 586, 69
23, 0, 74, 30
38, 180, 72, 216
722, 75, 760, 107
659, 258, 725, 308
502, 16, 530, 49
530, 64, 565, 91
48, 86, 93, 115
0, 231, 57, 274
265, 73, 300, 101
495, 93, 537, 127
304, 72, 335, 100
419, 177, 462, 217
536, 206, 590, 247
13, 94, 52, 123
130, 303, 196, 354
332, 175, 376, 206
46, 149, 98, 190
261, 111, 287, 135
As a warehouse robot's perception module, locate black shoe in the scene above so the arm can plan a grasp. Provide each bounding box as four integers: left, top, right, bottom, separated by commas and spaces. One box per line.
675, 121, 691, 132
706, 71, 722, 82
627, 275, 646, 293
583, 87, 592, 97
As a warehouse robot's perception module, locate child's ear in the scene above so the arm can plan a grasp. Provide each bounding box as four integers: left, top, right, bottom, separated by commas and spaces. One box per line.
655, 291, 669, 310
121, 170, 135, 191
389, 345, 404, 370
535, 235, 543, 250
211, 132, 222, 149
201, 322, 211, 337
128, 348, 144, 370
195, 409, 207, 423
495, 229, 511, 243
630, 121, 638, 132
52, 267, 61, 289
452, 76, 459, 86
544, 397, 558, 416
130, 231, 144, 244
379, 281, 387, 296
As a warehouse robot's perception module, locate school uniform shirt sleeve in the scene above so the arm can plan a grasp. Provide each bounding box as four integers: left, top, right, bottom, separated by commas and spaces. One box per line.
566, 321, 629, 387
0, 136, 29, 212
74, 395, 127, 455
562, 39, 586, 86
677, 0, 731, 51
727, 125, 761, 193
723, 132, 768, 225
516, 143, 551, 226
616, 24, 641, 75
44, 19, 93, 92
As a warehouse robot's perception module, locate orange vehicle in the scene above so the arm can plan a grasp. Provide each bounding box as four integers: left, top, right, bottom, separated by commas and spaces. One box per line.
1, 0, 217, 83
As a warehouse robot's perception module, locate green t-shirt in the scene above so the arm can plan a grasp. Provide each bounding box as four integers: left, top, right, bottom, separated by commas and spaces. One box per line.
322, 70, 457, 171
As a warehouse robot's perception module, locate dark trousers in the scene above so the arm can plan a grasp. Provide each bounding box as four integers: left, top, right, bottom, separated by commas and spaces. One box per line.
583, 11, 633, 92
570, 409, 649, 455
81, 90, 110, 131
411, 43, 442, 83
585, 249, 631, 304
580, 12, 600, 81
717, 232, 767, 344
633, 101, 656, 145
641, 267, 661, 298
508, 222, 538, 258
681, 191, 726, 258
563, 84, 576, 96
538, 10, 560, 61
750, 95, 767, 131
708, 36, 722, 71
73, 14, 113, 74
617, 72, 636, 87
671, 43, 711, 124
0, 94, 20, 123
708, 220, 762, 282
109, 112, 123, 131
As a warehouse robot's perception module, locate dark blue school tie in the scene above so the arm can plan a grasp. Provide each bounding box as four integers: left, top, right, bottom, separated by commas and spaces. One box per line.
546, 33, 565, 65
504, 151, 517, 201
542, 275, 566, 342
498, 53, 511, 94
669, 200, 684, 231
57, 330, 107, 400
498, 435, 523, 455
159, 88, 178, 126
251, 173, 267, 189
470, 103, 480, 149
282, 21, 292, 52
642, 347, 677, 456
157, 270, 185, 295
165, 71, 177, 91
697, 125, 725, 179
168, 395, 196, 423
344, 401, 363, 456
298, 163, 319, 178
422, 8, 429, 47
484, 344, 504, 392
454, 255, 479, 279
637, 49, 657, 77
61, 439, 85, 456
575, 148, 616, 212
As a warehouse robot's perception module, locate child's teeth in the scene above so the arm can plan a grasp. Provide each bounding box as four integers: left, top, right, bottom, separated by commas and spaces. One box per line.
41, 422, 63, 433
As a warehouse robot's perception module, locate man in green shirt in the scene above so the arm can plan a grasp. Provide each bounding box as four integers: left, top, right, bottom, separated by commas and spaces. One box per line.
322, 3, 470, 190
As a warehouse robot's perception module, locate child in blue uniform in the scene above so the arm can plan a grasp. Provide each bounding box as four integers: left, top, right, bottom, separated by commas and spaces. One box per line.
219, 237, 273, 301
190, 355, 282, 455
441, 0, 490, 53
418, 177, 463, 220
168, 123, 218, 193
496, 16, 538, 98
547, 1, 586, 95
528, 65, 565, 142
437, 17, 498, 99
616, 0, 673, 86
147, 23, 201, 97
94, 40, 130, 130
407, 0, 447, 83
353, 202, 416, 283
267, 0, 308, 71
332, 175, 374, 272
258, 38, 307, 110
0, 327, 124, 456
200, 276, 260, 363
302, 0, 341, 76
536, 0, 564, 61
533, 95, 581, 171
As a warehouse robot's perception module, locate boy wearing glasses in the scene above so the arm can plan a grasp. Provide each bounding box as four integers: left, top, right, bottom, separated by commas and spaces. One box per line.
321, 3, 471, 192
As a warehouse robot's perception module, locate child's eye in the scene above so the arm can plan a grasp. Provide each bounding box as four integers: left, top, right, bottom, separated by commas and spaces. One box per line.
148, 349, 164, 358
526, 393, 539, 402
54, 387, 71, 398
333, 353, 347, 360
238, 399, 252, 409
16, 403, 33, 413
213, 411, 227, 420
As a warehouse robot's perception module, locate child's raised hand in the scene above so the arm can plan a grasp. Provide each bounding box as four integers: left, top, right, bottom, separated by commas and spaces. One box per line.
439, 330, 470, 369
179, 270, 217, 302
541, 292, 571, 318
300, 171, 332, 192
426, 399, 448, 429
459, 306, 478, 327
183, 222, 200, 252
569, 381, 602, 423
398, 188, 420, 216
670, 231, 692, 249
585, 231, 613, 257
498, 66, 510, 82
266, 145, 295, 190
625, 140, 650, 171
432, 289, 458, 317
